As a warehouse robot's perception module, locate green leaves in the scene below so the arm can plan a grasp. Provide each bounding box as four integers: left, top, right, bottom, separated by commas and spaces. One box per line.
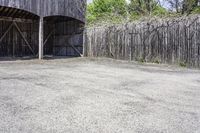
128, 0, 167, 16
86, 0, 200, 25
88, 0, 127, 16
182, 0, 199, 14
87, 0, 128, 25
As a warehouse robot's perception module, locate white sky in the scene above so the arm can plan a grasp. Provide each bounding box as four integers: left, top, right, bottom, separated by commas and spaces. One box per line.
87, 0, 92, 3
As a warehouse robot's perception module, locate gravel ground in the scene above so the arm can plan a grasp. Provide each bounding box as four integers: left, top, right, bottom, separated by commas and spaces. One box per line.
0, 57, 200, 133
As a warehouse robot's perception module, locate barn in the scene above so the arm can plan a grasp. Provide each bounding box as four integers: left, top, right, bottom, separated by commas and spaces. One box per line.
0, 0, 86, 59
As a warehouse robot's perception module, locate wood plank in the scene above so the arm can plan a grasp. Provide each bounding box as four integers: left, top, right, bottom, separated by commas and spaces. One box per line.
39, 17, 44, 59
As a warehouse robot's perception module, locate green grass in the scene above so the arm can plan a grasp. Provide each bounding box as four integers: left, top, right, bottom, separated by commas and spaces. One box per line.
179, 62, 187, 67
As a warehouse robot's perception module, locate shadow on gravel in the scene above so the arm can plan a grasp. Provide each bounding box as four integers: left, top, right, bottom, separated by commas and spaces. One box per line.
0, 56, 80, 62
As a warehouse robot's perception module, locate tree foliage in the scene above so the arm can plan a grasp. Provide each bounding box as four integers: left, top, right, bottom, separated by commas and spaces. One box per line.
128, 0, 167, 17
129, 0, 157, 15
86, 0, 200, 25
165, 0, 200, 14
182, 0, 199, 14
87, 0, 128, 25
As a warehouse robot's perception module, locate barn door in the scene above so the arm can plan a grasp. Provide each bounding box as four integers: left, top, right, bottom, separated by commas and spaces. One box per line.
12, 22, 35, 57
0, 21, 36, 57
0, 22, 13, 57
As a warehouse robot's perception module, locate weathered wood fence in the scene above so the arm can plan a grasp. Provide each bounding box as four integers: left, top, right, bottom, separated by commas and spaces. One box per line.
84, 16, 200, 67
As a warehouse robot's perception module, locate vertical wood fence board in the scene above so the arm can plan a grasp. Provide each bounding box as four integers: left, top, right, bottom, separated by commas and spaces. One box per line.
84, 16, 200, 68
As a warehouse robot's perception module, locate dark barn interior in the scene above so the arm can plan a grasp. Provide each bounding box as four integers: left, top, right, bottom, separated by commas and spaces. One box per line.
44, 16, 84, 56
0, 6, 39, 57
0, 0, 86, 59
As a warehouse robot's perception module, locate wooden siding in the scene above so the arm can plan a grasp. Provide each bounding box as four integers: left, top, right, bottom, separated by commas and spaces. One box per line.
0, 0, 86, 22
0, 0, 85, 58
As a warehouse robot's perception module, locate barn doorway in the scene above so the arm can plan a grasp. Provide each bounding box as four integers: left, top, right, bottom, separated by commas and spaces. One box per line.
44, 16, 84, 57
0, 6, 39, 58
0, 7, 85, 59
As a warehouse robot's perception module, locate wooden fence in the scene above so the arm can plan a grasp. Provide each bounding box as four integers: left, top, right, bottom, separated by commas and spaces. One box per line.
84, 16, 200, 67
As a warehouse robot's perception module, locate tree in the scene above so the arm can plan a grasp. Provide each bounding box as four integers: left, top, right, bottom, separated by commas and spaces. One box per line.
165, 0, 200, 14
129, 0, 166, 16
86, 0, 168, 25
182, 0, 199, 14
87, 0, 128, 24
166, 0, 182, 13
87, 0, 127, 17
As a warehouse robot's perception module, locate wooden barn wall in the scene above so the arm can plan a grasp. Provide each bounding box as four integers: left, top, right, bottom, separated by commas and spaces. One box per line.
0, 0, 86, 22
0, 0, 86, 58
0, 20, 38, 57
44, 20, 84, 56
84, 16, 200, 68
0, 19, 83, 57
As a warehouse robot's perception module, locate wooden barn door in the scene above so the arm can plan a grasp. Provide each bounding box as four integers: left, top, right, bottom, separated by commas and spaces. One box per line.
0, 20, 38, 58
0, 21, 13, 57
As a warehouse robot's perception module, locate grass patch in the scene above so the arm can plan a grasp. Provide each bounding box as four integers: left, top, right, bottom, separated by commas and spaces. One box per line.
136, 57, 145, 63
153, 60, 160, 64
179, 62, 187, 67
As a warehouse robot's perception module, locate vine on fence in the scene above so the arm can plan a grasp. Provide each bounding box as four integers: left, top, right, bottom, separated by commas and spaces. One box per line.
84, 16, 200, 67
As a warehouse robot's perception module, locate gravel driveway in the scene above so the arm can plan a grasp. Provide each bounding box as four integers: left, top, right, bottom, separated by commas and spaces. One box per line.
0, 58, 200, 133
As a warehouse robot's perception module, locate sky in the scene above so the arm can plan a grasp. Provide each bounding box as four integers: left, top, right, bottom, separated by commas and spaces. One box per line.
87, 0, 93, 3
